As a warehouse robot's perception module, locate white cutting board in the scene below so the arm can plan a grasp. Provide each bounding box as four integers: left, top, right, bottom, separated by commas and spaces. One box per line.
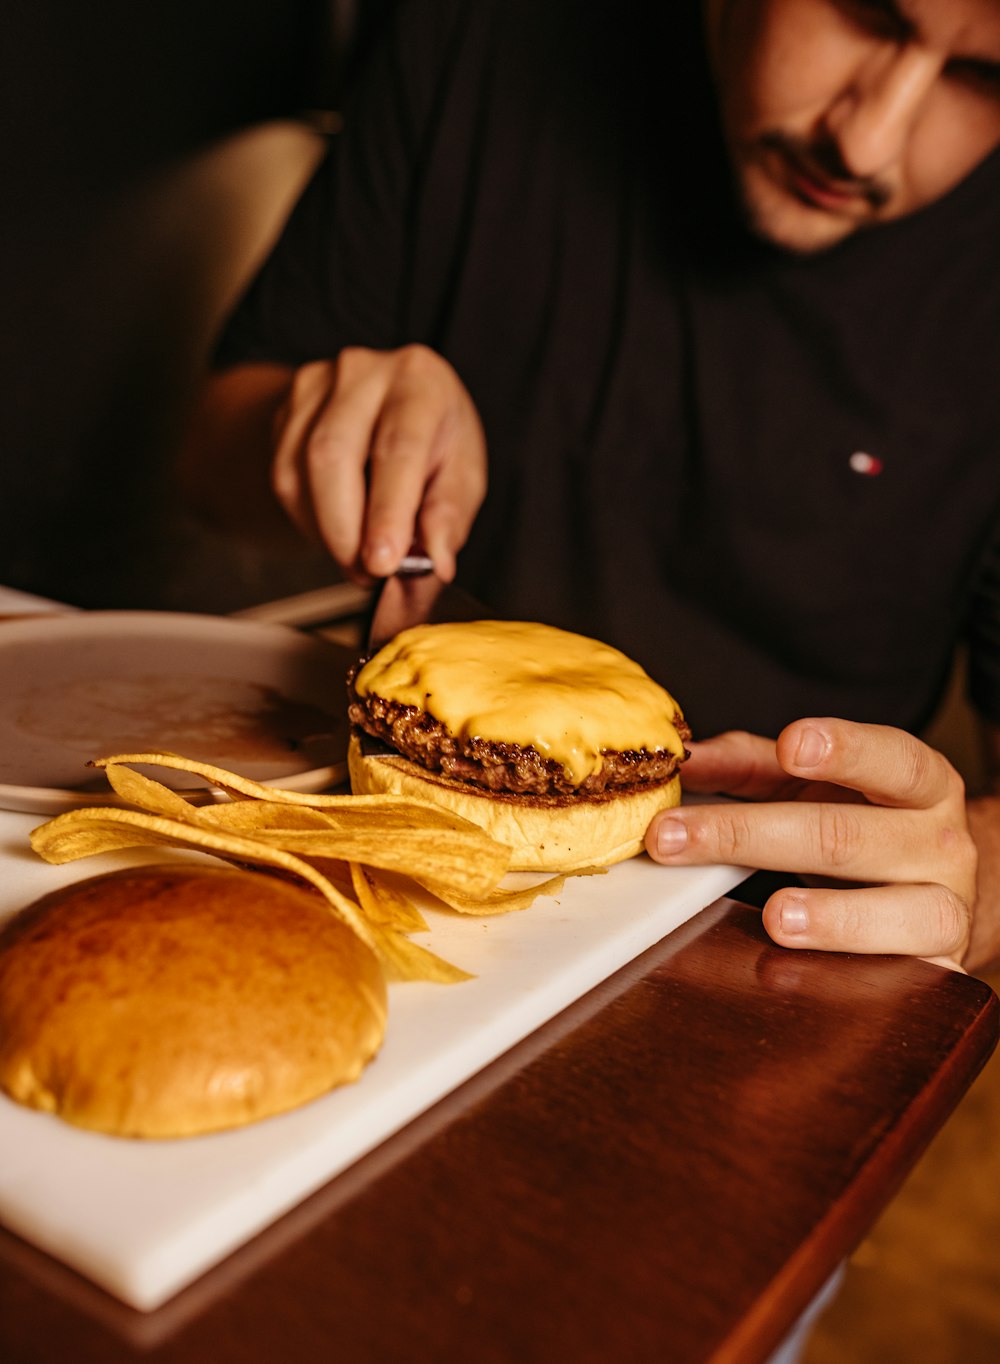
0, 807, 744, 1310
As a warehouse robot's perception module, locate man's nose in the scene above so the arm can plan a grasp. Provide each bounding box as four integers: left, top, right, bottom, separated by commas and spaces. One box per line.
822, 45, 941, 180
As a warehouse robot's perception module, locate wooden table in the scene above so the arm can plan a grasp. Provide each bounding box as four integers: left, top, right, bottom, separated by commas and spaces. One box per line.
0, 893, 995, 1364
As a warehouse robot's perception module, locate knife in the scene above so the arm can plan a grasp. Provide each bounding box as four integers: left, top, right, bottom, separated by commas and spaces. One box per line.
365, 554, 492, 655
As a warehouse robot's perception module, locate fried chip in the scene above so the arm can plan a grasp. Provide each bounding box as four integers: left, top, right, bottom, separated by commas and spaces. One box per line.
418, 870, 572, 915
232, 826, 505, 898
89, 753, 512, 898
28, 807, 464, 983
33, 746, 594, 987
350, 863, 429, 932
102, 763, 210, 822
199, 801, 344, 833
90, 752, 501, 831
88, 751, 324, 804
367, 922, 472, 984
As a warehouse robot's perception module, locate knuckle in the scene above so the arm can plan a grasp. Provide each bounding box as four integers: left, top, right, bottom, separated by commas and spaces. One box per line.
306, 427, 354, 471
420, 491, 461, 527
815, 805, 860, 869
334, 345, 375, 376
898, 740, 934, 801
727, 730, 755, 745
712, 809, 754, 861
932, 885, 971, 953
395, 344, 463, 402
291, 358, 333, 396
371, 424, 424, 466
940, 823, 978, 892
394, 342, 439, 376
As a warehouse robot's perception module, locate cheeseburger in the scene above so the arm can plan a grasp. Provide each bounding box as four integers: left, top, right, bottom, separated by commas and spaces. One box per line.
348, 620, 690, 871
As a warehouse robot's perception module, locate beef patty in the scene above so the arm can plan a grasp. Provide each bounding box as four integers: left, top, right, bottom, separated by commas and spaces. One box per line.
347, 675, 691, 799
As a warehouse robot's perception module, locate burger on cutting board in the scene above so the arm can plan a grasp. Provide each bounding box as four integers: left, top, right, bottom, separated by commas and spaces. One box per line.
348, 619, 691, 872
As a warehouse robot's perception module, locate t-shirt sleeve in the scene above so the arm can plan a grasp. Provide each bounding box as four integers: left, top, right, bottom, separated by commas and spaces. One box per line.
214, 0, 472, 368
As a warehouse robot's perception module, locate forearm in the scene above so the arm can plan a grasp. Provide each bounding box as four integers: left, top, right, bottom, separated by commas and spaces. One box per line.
964, 794, 1000, 974
176, 362, 295, 540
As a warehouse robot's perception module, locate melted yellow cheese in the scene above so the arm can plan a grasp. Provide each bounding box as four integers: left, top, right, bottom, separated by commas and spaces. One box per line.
354, 620, 685, 785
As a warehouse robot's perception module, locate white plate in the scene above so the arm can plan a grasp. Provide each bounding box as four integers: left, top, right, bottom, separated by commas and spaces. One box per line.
0, 612, 354, 813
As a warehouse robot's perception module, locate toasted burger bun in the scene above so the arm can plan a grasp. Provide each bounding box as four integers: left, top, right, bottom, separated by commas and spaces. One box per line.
0, 864, 387, 1138
349, 733, 682, 872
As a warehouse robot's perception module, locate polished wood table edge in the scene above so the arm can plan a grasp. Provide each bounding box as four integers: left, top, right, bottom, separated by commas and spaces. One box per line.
712, 927, 999, 1362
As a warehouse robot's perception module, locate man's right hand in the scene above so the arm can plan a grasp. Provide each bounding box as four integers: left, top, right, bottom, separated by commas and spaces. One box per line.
270, 344, 487, 583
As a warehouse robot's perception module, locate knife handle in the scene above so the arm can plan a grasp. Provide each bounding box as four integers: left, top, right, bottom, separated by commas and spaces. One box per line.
397, 551, 435, 576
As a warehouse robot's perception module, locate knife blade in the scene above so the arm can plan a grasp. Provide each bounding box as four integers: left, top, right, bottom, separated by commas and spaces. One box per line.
365, 556, 492, 655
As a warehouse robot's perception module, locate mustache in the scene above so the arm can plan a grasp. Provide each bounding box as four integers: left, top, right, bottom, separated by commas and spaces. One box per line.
758, 130, 893, 210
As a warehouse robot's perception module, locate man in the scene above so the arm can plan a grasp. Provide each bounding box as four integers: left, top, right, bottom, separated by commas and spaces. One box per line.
185, 0, 1000, 971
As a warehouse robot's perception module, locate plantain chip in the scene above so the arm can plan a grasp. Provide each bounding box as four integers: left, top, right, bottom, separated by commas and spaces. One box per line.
89, 753, 511, 897
102, 762, 211, 822
233, 827, 505, 898
416, 870, 573, 915
295, 855, 355, 898
199, 801, 342, 833
88, 751, 323, 805
368, 922, 472, 984
28, 807, 464, 983
90, 752, 505, 834
35, 748, 592, 984
350, 863, 429, 932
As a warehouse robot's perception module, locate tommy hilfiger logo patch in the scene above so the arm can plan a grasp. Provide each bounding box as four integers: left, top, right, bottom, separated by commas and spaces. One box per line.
848, 450, 884, 477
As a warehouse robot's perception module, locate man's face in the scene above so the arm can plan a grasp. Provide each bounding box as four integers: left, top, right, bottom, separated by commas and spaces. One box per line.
703, 0, 1000, 253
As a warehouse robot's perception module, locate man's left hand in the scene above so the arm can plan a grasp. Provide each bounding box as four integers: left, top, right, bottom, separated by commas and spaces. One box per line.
644, 719, 976, 970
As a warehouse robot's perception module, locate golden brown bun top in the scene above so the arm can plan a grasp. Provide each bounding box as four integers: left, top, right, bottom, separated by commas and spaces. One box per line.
0, 863, 387, 1139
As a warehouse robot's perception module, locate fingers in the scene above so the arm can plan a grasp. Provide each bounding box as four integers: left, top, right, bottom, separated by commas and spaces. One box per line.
777, 717, 959, 810
649, 718, 977, 967
366, 351, 487, 583
361, 367, 457, 577
271, 361, 340, 542
681, 731, 803, 800
657, 720, 972, 887
417, 440, 487, 583
683, 720, 963, 807
270, 346, 487, 582
762, 882, 971, 969
646, 797, 973, 887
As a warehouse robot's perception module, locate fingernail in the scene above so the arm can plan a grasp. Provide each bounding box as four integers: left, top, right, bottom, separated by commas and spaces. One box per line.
366, 538, 395, 576
794, 726, 828, 769
656, 816, 688, 856
779, 896, 809, 936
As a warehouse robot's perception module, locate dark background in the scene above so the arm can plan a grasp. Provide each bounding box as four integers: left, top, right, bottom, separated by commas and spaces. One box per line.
0, 0, 384, 609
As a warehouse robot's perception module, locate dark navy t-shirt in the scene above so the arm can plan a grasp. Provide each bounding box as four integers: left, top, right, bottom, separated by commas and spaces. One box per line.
217, 0, 1000, 740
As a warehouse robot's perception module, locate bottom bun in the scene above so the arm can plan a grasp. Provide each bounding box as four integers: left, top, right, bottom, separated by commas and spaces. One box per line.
0, 864, 387, 1138
349, 733, 681, 872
